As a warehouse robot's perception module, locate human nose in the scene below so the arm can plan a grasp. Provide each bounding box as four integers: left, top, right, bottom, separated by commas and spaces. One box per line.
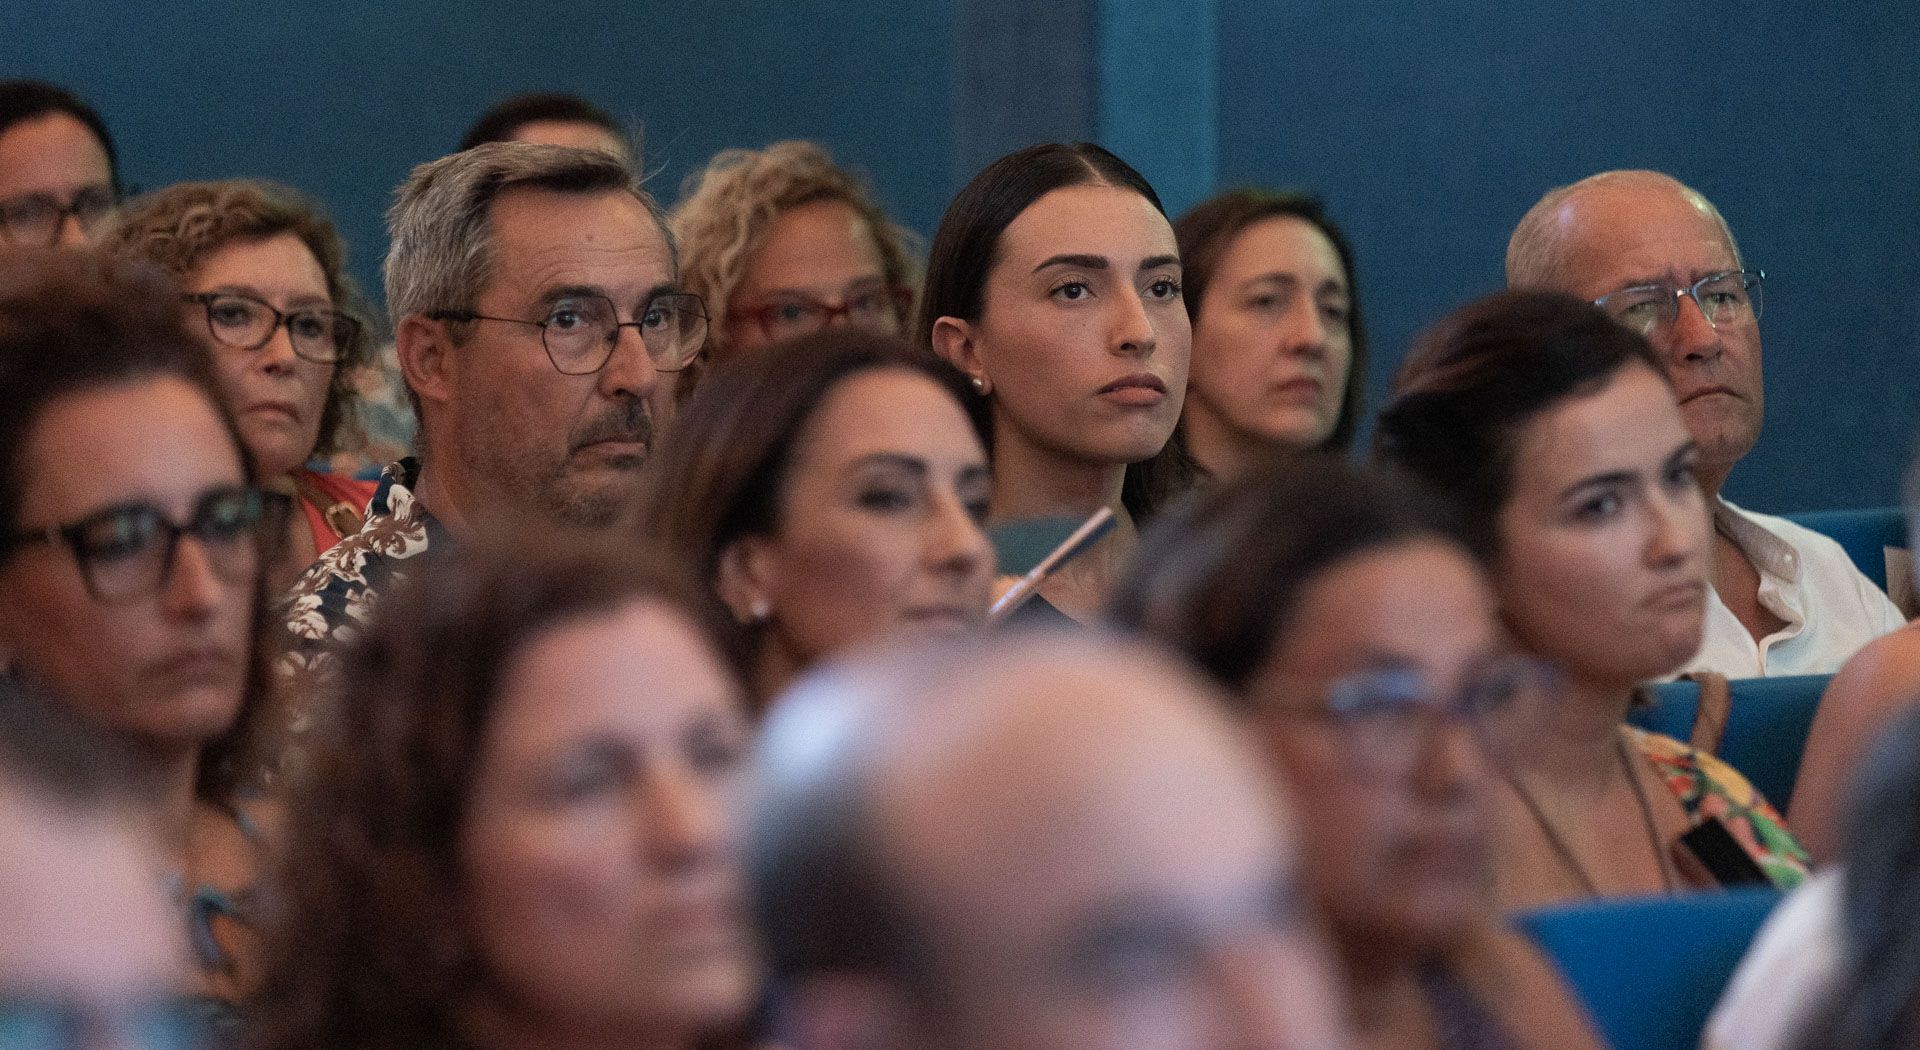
159, 533, 227, 618
640, 764, 726, 867
1111, 288, 1158, 357
1281, 299, 1331, 359
1661, 290, 1724, 365
55, 208, 91, 247
258, 318, 301, 373
925, 491, 994, 583
1408, 711, 1489, 800
1645, 483, 1706, 571
600, 323, 662, 400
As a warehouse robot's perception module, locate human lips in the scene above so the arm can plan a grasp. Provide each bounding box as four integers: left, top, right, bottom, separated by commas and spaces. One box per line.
898, 602, 982, 633
245, 398, 301, 423
1644, 579, 1707, 611
1678, 384, 1740, 405
1096, 372, 1168, 407
147, 645, 243, 687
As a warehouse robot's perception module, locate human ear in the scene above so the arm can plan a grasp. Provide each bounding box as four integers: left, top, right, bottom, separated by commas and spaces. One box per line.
931, 316, 991, 397
394, 314, 456, 410
715, 536, 776, 626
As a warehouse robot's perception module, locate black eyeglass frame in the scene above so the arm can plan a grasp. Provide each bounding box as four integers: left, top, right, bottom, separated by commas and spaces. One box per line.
427, 291, 709, 375
181, 292, 363, 365
2, 487, 292, 604
0, 185, 120, 246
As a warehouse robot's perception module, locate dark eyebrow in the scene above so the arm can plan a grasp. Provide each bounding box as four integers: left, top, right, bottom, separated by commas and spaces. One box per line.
850, 453, 930, 476
1139, 254, 1181, 272
1034, 253, 1109, 273
1559, 470, 1636, 504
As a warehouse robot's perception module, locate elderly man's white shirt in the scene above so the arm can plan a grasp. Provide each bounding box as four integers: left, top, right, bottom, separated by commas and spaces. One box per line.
1680, 498, 1906, 679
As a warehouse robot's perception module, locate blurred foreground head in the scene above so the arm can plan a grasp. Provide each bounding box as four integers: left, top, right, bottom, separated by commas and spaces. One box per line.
0, 678, 200, 1047
750, 631, 1351, 1050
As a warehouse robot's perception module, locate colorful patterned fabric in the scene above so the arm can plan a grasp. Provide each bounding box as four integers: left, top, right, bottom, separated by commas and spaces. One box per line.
266, 458, 445, 781
1628, 726, 1810, 890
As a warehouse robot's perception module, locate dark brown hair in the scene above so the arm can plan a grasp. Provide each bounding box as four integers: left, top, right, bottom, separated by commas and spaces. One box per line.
0, 79, 118, 191
1109, 456, 1480, 697
641, 327, 982, 595
101, 179, 377, 458
0, 248, 268, 803
1373, 289, 1666, 552
1173, 187, 1368, 453
251, 534, 747, 1050
915, 142, 1188, 520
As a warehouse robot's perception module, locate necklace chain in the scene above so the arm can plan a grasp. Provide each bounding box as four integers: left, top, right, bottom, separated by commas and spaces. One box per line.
1500, 727, 1679, 896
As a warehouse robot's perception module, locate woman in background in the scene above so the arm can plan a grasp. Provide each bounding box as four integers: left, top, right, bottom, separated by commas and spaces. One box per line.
104, 179, 376, 595
1170, 188, 1366, 479
642, 329, 994, 700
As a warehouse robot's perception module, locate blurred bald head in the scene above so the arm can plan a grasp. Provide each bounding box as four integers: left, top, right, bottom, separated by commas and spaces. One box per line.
751, 632, 1350, 1050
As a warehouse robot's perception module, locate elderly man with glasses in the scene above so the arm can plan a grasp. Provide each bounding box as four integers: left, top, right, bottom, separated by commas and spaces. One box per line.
1505, 170, 1903, 678
275, 142, 705, 774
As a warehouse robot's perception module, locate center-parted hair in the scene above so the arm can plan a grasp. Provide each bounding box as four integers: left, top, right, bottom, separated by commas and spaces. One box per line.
251, 535, 745, 1050
1109, 457, 1481, 697
1372, 289, 1665, 551
1172, 188, 1369, 453
0, 79, 119, 192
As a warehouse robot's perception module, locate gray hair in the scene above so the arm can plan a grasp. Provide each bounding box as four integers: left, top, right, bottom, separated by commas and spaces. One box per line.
383, 141, 674, 329
1505, 169, 1743, 291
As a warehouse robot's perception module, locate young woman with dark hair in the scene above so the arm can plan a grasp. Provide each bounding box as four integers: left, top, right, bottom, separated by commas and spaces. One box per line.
918, 142, 1190, 625
641, 328, 995, 699
1376, 289, 1806, 910
1111, 458, 1606, 1050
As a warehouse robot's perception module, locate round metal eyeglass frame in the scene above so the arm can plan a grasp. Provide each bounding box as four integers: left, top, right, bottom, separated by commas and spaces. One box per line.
1592, 269, 1766, 337
182, 292, 363, 364
429, 292, 709, 375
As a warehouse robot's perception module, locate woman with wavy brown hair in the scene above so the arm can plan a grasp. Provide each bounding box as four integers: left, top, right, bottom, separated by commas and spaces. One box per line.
252, 535, 759, 1050
103, 179, 378, 595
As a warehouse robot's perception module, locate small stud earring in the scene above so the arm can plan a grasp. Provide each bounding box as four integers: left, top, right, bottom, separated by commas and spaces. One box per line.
750, 598, 772, 624
970, 375, 988, 393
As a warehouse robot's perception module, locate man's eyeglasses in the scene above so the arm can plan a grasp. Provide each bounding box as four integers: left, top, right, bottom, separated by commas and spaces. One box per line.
429, 292, 708, 374
183, 293, 362, 364
2, 487, 290, 604
1593, 270, 1766, 337
0, 995, 211, 1050
0, 186, 118, 246
1267, 655, 1545, 775
729, 286, 912, 342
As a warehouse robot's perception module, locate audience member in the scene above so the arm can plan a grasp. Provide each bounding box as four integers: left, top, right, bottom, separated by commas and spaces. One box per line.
1376, 290, 1808, 910
255, 537, 758, 1050
0, 79, 119, 248
0, 249, 283, 1003
919, 142, 1190, 624
751, 631, 1351, 1050
1171, 189, 1366, 478
642, 328, 994, 698
103, 180, 378, 595
459, 90, 636, 162
1507, 170, 1902, 678
278, 143, 704, 753
1111, 459, 1605, 1050
669, 140, 919, 417
1788, 452, 1920, 863
0, 678, 211, 1050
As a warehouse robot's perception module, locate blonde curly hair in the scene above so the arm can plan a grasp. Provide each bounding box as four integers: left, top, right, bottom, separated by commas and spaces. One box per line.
99, 180, 376, 458
670, 140, 920, 400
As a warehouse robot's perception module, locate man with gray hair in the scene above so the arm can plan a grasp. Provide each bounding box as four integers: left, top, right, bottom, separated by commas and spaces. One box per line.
751, 632, 1351, 1050
276, 143, 706, 756
1507, 170, 1901, 678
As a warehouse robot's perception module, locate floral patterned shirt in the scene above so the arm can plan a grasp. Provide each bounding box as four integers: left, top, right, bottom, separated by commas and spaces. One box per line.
1628, 726, 1811, 891
266, 458, 445, 781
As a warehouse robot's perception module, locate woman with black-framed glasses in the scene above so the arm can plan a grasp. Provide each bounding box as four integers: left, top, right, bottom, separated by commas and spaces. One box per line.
103, 179, 379, 596
0, 249, 284, 1016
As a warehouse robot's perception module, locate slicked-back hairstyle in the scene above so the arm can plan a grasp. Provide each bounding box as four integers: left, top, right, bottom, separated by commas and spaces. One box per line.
101, 179, 376, 457
671, 140, 922, 398
457, 91, 634, 160
0, 79, 119, 192
640, 328, 982, 601
915, 142, 1181, 520
1110, 456, 1480, 696
1173, 187, 1368, 453
1373, 289, 1666, 554
252, 533, 747, 1050
0, 248, 268, 803
1504, 169, 1744, 291
383, 142, 670, 331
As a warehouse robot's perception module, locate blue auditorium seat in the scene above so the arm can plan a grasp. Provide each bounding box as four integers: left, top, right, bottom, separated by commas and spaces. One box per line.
1784, 506, 1907, 592
1518, 888, 1782, 1050
1630, 674, 1831, 810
